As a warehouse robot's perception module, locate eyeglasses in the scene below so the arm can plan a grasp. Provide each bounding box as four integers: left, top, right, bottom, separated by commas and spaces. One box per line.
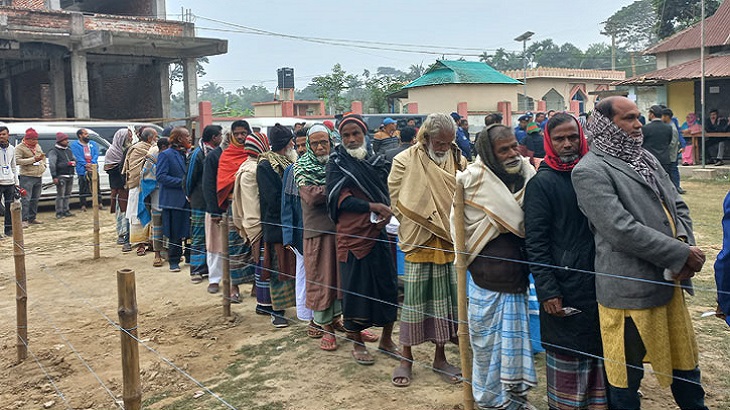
309, 140, 330, 147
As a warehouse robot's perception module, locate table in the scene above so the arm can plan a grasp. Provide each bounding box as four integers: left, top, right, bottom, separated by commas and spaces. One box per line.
685, 132, 730, 164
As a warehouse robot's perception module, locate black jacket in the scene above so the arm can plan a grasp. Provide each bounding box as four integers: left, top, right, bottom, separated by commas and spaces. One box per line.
642, 119, 673, 164
186, 146, 207, 210
48, 146, 75, 178
257, 159, 284, 244
524, 163, 602, 357
202, 146, 225, 216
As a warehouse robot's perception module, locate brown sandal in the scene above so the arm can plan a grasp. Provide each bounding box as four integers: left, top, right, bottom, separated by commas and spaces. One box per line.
307, 322, 324, 339
319, 334, 337, 351
136, 244, 147, 256
153, 256, 163, 267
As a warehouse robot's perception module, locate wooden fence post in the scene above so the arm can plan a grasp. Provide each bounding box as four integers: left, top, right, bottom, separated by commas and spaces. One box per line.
91, 164, 100, 259
11, 201, 27, 362
453, 181, 474, 410
220, 214, 231, 317
117, 269, 141, 410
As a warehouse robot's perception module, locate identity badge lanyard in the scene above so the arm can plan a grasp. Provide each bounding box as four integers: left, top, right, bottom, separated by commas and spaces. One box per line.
1, 148, 10, 176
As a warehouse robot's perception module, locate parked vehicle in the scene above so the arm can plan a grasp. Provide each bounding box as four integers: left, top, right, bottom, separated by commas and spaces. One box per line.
31, 121, 163, 144
3, 123, 111, 201
336, 114, 428, 134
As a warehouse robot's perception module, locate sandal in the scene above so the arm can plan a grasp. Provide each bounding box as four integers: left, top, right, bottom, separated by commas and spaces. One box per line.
190, 274, 203, 284
360, 329, 379, 343
319, 334, 337, 351
377, 344, 402, 360
433, 363, 462, 385
307, 322, 324, 339
392, 364, 412, 387
351, 349, 374, 365
333, 317, 346, 333
153, 257, 163, 267
136, 245, 147, 256
230, 293, 241, 304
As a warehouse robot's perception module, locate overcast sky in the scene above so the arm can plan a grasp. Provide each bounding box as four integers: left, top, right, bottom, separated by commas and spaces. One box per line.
166, 0, 636, 92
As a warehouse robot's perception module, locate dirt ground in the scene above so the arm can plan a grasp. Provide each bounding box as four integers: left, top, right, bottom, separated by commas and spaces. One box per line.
0, 178, 729, 410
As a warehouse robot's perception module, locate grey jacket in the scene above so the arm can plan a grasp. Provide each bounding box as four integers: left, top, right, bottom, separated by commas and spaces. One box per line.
572, 148, 694, 310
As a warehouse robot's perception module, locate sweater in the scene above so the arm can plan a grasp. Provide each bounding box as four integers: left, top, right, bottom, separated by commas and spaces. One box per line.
47, 145, 76, 178
15, 143, 46, 177
0, 145, 19, 185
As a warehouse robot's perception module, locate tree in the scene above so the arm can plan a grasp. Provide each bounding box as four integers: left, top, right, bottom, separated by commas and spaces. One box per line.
169, 57, 209, 89
652, 0, 720, 39
603, 0, 658, 51
310, 64, 358, 114
406, 64, 426, 81
479, 48, 522, 71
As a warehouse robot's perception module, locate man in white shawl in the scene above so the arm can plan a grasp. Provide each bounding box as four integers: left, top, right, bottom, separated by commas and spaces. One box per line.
451, 124, 537, 410
123, 127, 158, 255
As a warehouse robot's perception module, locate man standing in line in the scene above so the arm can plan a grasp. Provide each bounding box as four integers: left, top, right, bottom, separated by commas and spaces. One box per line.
282, 128, 316, 330
389, 113, 466, 387
452, 124, 537, 409
514, 113, 532, 143
525, 113, 607, 409
451, 112, 472, 161
257, 124, 298, 328
573, 96, 708, 410
326, 114, 400, 365
384, 126, 417, 162
15, 128, 46, 227
70, 128, 102, 212
373, 117, 400, 156
642, 105, 674, 180
124, 127, 158, 255
0, 126, 18, 237
202, 129, 227, 293
47, 132, 76, 219
186, 125, 222, 284
661, 107, 686, 193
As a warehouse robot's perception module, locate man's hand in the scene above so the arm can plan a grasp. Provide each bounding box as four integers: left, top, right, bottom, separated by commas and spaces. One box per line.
53, 178, 59, 186
211, 216, 222, 224
543, 298, 564, 316
84, 164, 92, 172
674, 264, 696, 281
369, 202, 392, 221
716, 304, 727, 322
34, 154, 44, 162
685, 246, 706, 272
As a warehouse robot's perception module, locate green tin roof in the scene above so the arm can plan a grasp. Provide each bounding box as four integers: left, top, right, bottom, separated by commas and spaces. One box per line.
403, 60, 522, 89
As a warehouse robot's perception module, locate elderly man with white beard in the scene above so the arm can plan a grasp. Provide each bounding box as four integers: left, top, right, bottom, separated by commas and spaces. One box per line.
451, 124, 538, 409
388, 113, 466, 387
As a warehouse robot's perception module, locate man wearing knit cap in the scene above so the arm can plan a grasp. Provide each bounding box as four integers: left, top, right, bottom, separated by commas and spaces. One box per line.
48, 132, 76, 219
15, 128, 46, 227
256, 124, 298, 328
520, 122, 546, 166
326, 114, 400, 365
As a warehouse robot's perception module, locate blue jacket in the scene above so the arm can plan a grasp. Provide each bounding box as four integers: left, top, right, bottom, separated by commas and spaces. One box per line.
156, 148, 189, 210
69, 140, 99, 176
715, 191, 730, 326
456, 127, 472, 161
515, 126, 528, 144
281, 164, 304, 252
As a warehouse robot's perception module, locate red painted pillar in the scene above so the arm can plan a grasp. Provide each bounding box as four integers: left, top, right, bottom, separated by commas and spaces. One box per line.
318, 101, 326, 116
537, 100, 547, 112
351, 101, 363, 115
198, 101, 213, 131
497, 101, 512, 126
457, 102, 468, 118
405, 102, 418, 114
569, 100, 580, 115
281, 101, 294, 117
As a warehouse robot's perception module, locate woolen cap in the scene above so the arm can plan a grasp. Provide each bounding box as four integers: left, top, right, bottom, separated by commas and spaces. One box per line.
56, 132, 69, 143
25, 128, 39, 139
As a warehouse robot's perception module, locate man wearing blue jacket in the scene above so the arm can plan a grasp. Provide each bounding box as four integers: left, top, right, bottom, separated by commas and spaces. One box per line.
70, 129, 103, 211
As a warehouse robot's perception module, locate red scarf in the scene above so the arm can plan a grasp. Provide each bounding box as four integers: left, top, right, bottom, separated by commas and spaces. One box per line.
216, 141, 248, 209
542, 115, 589, 172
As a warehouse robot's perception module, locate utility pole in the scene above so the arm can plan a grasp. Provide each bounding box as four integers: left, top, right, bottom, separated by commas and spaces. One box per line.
514, 31, 534, 112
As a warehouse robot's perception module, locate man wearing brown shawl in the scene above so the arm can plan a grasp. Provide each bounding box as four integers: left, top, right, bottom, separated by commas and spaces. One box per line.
123, 127, 158, 255
388, 113, 466, 387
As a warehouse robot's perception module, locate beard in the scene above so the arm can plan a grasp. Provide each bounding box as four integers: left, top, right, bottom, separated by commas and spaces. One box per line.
0, 140, 8, 149
345, 146, 368, 160
559, 153, 580, 164
427, 145, 450, 165
502, 157, 523, 174
316, 154, 329, 164
284, 147, 298, 163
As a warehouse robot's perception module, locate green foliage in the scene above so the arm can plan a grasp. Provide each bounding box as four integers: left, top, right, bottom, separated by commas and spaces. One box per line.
169, 57, 209, 85
603, 0, 658, 50
652, 0, 721, 39
310, 63, 359, 114
479, 48, 523, 71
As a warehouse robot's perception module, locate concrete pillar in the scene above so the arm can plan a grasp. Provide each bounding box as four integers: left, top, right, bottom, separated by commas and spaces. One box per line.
405, 102, 418, 114
159, 62, 171, 122
182, 58, 198, 130
154, 0, 166, 18
497, 101, 512, 126
70, 51, 90, 119
457, 102, 468, 118
4, 79, 13, 118
49, 58, 67, 118
537, 100, 547, 112
350, 100, 363, 115
46, 0, 61, 10
40, 84, 52, 118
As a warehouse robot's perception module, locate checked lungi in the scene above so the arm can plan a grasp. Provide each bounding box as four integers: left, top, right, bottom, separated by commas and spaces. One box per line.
189, 209, 208, 276
546, 351, 607, 410
467, 274, 537, 410
264, 242, 296, 311
399, 261, 458, 346
227, 207, 253, 285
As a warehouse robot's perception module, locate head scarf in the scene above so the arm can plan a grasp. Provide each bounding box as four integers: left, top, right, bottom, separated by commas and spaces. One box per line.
106, 128, 129, 165
475, 125, 525, 191
216, 135, 251, 208
685, 112, 698, 125
23, 128, 38, 149
244, 132, 270, 157
588, 110, 658, 190
543, 115, 589, 172
293, 124, 332, 187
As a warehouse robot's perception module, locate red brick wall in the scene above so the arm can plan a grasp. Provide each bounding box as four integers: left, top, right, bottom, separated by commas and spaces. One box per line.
88, 62, 162, 120
10, 0, 46, 10
1, 8, 72, 31
84, 15, 185, 36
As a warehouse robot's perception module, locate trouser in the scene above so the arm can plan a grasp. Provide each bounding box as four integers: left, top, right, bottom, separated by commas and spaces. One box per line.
0, 184, 14, 235
293, 249, 313, 321
19, 175, 41, 222
78, 174, 102, 208
608, 318, 708, 410
207, 253, 223, 284
666, 162, 681, 190
55, 175, 74, 215
167, 237, 183, 265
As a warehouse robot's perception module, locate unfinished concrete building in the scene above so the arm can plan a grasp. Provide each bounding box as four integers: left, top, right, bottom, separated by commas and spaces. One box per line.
0, 0, 227, 120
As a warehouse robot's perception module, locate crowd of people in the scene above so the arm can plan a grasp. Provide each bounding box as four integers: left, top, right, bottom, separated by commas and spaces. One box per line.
1, 95, 729, 409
